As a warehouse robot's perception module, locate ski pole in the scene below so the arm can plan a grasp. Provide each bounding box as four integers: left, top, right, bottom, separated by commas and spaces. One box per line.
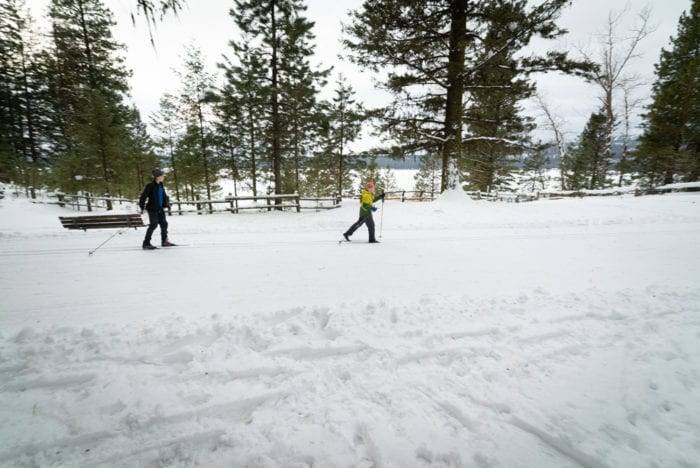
89, 228, 126, 256
380, 198, 385, 238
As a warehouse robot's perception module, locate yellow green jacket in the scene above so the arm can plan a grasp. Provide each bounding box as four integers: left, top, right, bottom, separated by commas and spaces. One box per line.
359, 189, 379, 218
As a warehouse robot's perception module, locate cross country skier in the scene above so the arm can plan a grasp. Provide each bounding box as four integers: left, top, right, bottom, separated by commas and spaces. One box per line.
139, 169, 175, 250
343, 180, 385, 243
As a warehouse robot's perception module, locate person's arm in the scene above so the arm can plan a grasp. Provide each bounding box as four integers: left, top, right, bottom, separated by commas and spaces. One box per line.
138, 183, 150, 211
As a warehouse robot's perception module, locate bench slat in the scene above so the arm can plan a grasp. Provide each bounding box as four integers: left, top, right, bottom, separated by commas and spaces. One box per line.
59, 214, 145, 230
63, 224, 144, 230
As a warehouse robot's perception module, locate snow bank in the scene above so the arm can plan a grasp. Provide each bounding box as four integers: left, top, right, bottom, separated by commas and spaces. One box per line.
432, 187, 475, 206
655, 181, 700, 190
1, 290, 698, 466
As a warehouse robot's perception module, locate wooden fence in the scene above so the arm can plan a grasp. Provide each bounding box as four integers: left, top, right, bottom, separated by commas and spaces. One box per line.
29, 191, 343, 214
374, 190, 538, 203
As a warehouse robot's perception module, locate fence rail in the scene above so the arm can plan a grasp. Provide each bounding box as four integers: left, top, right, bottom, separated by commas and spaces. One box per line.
378, 190, 538, 203
27, 191, 343, 214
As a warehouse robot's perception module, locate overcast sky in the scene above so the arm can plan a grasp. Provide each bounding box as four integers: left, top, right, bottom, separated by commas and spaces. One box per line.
27, 0, 692, 151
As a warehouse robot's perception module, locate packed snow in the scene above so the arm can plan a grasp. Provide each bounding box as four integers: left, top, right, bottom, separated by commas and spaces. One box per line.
1, 189, 699, 467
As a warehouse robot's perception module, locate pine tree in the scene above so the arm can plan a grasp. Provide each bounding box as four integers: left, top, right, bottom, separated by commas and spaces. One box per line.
563, 111, 608, 190
150, 94, 183, 201
0, 1, 49, 195
413, 153, 441, 199
636, 1, 699, 185
232, 0, 287, 199
345, 0, 591, 192
521, 143, 549, 192
48, 0, 133, 208
226, 0, 329, 198
121, 106, 158, 196
463, 0, 538, 192
277, 7, 329, 195
220, 39, 267, 196
324, 74, 364, 196
177, 45, 217, 205
212, 87, 243, 198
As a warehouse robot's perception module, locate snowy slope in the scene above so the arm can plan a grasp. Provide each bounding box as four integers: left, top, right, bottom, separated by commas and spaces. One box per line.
0, 192, 699, 467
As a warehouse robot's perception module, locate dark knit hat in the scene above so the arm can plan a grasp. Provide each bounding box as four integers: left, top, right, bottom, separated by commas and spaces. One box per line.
152, 168, 164, 178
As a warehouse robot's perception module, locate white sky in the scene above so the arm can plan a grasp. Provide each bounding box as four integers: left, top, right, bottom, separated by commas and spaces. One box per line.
27, 0, 692, 151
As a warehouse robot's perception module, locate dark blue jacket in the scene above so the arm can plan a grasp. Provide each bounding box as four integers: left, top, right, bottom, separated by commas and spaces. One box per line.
139, 181, 170, 212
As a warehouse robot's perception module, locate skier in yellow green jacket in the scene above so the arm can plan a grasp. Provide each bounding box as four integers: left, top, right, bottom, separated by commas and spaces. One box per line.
343, 180, 385, 243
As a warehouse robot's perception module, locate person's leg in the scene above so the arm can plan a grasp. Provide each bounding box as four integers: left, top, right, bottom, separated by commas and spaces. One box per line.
366, 213, 376, 242
158, 210, 169, 244
344, 217, 366, 237
144, 210, 158, 246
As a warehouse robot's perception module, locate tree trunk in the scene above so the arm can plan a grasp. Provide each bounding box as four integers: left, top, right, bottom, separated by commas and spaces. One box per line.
248, 104, 257, 197
293, 116, 301, 194
227, 126, 239, 197
19, 45, 39, 199
168, 131, 181, 201
270, 0, 282, 204
338, 104, 345, 196
77, 0, 112, 209
197, 102, 212, 212
440, 0, 467, 192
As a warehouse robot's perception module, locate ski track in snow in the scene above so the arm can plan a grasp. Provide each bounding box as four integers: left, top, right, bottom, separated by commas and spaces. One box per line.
1, 193, 699, 466
0, 291, 698, 467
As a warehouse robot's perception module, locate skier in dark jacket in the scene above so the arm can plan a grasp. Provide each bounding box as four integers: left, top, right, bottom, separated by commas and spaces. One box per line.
343, 180, 385, 243
139, 169, 175, 249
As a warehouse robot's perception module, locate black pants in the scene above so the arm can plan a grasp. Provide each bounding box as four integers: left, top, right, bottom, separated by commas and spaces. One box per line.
144, 209, 168, 245
344, 213, 376, 241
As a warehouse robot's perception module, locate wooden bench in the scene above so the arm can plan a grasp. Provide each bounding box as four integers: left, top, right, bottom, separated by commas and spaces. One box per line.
59, 214, 145, 231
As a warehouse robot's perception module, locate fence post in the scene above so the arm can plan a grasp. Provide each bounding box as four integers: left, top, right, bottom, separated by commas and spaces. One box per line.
296, 193, 301, 213
57, 193, 65, 208
86, 192, 92, 212
177, 199, 182, 215
401, 191, 406, 202
196, 202, 201, 215
228, 193, 234, 213
234, 198, 239, 214
266, 196, 272, 212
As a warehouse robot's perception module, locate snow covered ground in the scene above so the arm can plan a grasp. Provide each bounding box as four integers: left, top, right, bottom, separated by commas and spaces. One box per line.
1, 190, 699, 467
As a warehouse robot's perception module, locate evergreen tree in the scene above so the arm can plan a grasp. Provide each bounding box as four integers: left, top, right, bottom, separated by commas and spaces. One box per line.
48, 0, 133, 208
212, 86, 243, 198
345, 0, 591, 192
563, 111, 608, 190
0, 1, 50, 195
177, 45, 217, 204
277, 8, 329, 195
521, 143, 549, 192
463, 0, 538, 192
230, 0, 327, 200
636, 1, 699, 185
220, 39, 267, 196
324, 74, 364, 196
232, 0, 288, 199
121, 106, 158, 196
150, 93, 183, 201
413, 153, 441, 198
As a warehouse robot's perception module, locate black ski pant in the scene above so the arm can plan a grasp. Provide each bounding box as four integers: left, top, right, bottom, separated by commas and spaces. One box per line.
144, 209, 168, 245
344, 212, 376, 242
